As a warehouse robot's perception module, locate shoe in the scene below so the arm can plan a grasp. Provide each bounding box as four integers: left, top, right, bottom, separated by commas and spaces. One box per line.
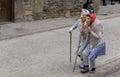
111, 3, 115, 5
89, 68, 96, 74
78, 55, 80, 58
81, 65, 89, 74
103, 3, 107, 6
79, 63, 84, 69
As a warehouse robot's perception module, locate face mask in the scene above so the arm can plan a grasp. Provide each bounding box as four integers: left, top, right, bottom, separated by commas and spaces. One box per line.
86, 16, 91, 26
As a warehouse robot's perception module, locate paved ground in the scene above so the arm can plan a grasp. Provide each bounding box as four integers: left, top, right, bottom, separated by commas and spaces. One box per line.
98, 3, 120, 15
107, 70, 120, 77
0, 17, 120, 77
0, 4, 120, 77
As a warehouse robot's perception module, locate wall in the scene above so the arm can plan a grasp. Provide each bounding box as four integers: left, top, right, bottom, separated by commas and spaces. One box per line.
14, 0, 24, 22
14, 0, 100, 21
33, 0, 86, 20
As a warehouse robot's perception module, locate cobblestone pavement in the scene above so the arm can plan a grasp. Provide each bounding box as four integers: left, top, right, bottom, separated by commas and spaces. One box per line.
0, 4, 120, 77
0, 17, 120, 77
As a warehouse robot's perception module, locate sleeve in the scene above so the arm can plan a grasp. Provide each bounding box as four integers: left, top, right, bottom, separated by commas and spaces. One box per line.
91, 31, 100, 38
90, 23, 103, 39
69, 19, 81, 31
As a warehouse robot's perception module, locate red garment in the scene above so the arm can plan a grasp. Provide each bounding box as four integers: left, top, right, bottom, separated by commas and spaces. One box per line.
89, 14, 96, 23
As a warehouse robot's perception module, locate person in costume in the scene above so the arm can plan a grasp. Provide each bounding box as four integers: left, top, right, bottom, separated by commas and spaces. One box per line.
80, 14, 106, 74
69, 9, 90, 68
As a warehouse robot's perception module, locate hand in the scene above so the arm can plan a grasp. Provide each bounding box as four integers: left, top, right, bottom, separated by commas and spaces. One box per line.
80, 28, 84, 34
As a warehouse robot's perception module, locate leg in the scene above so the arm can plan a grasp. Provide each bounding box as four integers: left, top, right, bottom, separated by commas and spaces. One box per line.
77, 45, 85, 59
88, 48, 97, 74
80, 44, 91, 73
103, 0, 107, 6
82, 44, 90, 66
88, 55, 96, 73
76, 36, 84, 57
88, 42, 106, 73
111, 0, 115, 5
78, 44, 90, 69
77, 36, 88, 60
111, 0, 112, 3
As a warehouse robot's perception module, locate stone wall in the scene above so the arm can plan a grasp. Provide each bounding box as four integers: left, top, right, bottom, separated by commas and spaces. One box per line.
14, 0, 100, 21
14, 0, 24, 22
33, 0, 86, 20
93, 0, 100, 14
71, 0, 84, 16
23, 0, 34, 21
34, 0, 65, 20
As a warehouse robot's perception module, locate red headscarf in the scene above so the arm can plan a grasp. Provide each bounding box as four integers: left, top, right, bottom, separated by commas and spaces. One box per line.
89, 14, 96, 23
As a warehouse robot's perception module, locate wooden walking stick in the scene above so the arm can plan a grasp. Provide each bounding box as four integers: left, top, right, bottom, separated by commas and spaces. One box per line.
73, 34, 81, 72
73, 54, 78, 72
70, 32, 72, 64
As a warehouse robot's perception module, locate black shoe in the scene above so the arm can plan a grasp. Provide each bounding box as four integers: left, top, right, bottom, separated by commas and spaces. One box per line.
89, 68, 96, 74
103, 3, 107, 6
78, 55, 80, 58
111, 3, 115, 5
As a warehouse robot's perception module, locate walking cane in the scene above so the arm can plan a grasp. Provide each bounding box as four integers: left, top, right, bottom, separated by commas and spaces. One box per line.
70, 32, 72, 64
73, 54, 78, 72
73, 34, 81, 72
